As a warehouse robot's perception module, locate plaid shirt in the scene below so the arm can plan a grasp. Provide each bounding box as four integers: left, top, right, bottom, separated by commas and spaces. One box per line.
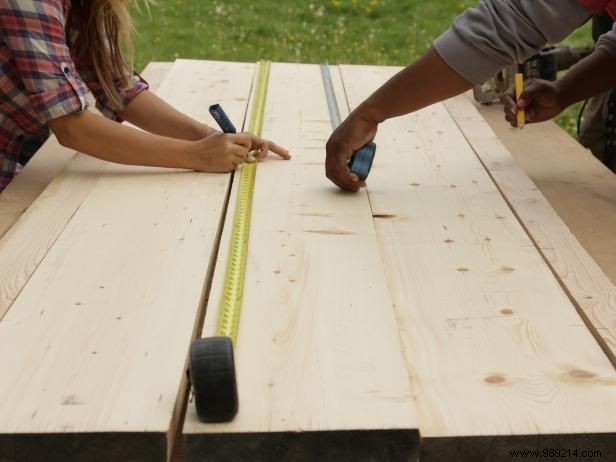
0, 0, 149, 191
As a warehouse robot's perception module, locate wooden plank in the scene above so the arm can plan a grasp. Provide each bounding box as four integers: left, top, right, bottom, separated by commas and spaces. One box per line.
139, 62, 174, 92
0, 60, 254, 462
0, 154, 108, 321
0, 135, 76, 239
0, 61, 172, 239
0, 61, 177, 321
182, 63, 419, 462
469, 97, 616, 284
444, 94, 616, 368
339, 65, 616, 460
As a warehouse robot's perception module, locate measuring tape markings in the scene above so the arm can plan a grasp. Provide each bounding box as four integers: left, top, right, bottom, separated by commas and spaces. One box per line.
216, 60, 271, 343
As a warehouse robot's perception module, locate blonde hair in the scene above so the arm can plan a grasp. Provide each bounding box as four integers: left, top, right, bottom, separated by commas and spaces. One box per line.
72, 0, 137, 109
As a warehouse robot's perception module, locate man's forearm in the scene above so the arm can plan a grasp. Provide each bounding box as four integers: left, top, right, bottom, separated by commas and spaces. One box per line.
357, 47, 473, 124
49, 109, 192, 169
119, 90, 213, 141
558, 49, 616, 107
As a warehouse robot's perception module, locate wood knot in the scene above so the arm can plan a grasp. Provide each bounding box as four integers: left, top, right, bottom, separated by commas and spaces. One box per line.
457, 267, 469, 272
444, 239, 454, 244
569, 369, 595, 380
500, 309, 514, 315
485, 375, 506, 385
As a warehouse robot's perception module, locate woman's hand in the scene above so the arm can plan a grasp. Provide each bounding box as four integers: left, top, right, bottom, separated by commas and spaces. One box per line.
502, 79, 566, 127
187, 132, 291, 173
325, 111, 377, 192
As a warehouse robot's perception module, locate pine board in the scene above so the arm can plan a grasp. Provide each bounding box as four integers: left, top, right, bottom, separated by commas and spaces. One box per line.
0, 61, 178, 321
0, 60, 254, 462
0, 61, 171, 240
444, 94, 616, 368
339, 64, 616, 461
182, 63, 419, 462
468, 96, 616, 284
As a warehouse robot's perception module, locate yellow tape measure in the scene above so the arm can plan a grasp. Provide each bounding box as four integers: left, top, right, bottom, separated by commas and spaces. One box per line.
216, 60, 271, 343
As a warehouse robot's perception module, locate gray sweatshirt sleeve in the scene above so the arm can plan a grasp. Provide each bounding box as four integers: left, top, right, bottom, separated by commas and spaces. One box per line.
433, 0, 592, 84
596, 24, 616, 58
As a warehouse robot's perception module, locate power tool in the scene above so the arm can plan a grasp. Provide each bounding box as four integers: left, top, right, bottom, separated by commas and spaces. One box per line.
473, 46, 594, 105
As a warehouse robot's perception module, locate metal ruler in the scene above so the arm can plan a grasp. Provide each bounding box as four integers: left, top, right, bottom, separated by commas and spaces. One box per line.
320, 63, 376, 181
321, 63, 342, 129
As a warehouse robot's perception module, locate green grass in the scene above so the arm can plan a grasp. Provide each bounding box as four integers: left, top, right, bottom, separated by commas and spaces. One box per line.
133, 0, 593, 136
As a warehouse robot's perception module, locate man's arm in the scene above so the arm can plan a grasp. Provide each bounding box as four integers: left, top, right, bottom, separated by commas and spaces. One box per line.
325, 48, 472, 191
326, 0, 593, 191
433, 0, 591, 85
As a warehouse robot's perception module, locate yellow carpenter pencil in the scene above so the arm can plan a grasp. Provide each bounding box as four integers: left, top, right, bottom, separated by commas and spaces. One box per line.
515, 72, 525, 128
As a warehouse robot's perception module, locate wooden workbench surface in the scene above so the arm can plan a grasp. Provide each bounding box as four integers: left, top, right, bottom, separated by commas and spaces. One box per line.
472, 96, 616, 284
1, 61, 615, 462
3, 64, 614, 286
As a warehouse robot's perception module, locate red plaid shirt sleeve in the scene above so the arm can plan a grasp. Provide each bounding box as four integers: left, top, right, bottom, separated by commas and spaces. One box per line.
0, 0, 88, 129
79, 66, 149, 121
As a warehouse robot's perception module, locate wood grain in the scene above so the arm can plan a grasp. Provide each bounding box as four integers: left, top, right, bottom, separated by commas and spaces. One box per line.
0, 60, 254, 462
340, 64, 616, 457
444, 94, 616, 367
469, 97, 616, 284
0, 61, 172, 240
0, 61, 178, 321
183, 63, 419, 462
0, 135, 76, 239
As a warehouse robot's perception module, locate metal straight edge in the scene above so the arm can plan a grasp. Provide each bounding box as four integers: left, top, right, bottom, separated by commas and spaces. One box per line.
320, 63, 342, 129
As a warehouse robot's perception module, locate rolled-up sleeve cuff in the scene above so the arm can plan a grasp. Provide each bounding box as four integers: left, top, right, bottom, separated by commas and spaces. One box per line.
434, 28, 504, 86
28, 61, 89, 126
96, 72, 150, 122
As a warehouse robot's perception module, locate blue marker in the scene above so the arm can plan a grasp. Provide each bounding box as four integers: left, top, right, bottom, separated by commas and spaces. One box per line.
209, 104, 237, 133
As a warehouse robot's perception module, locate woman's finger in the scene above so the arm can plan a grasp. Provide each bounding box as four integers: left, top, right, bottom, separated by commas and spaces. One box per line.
266, 140, 291, 159
256, 142, 269, 160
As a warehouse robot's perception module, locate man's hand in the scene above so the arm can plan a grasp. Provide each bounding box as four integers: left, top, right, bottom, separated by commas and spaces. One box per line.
325, 111, 376, 192
502, 79, 566, 127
